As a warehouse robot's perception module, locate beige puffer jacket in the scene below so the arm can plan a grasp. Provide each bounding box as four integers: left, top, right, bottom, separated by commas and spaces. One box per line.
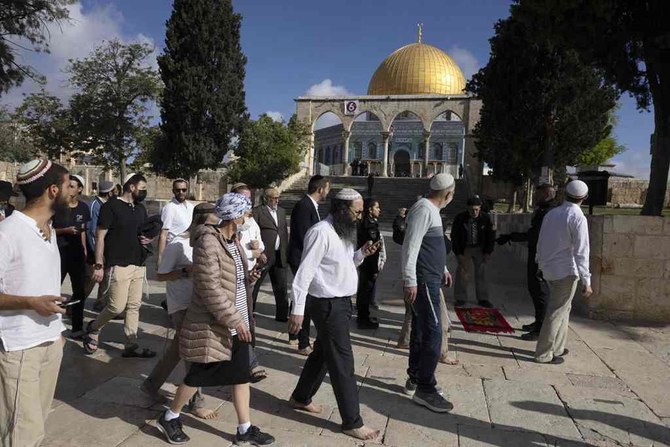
179, 224, 253, 363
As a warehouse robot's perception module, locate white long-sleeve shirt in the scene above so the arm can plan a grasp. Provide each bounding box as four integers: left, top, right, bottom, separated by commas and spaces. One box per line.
292, 216, 365, 316
536, 202, 591, 286
238, 217, 265, 270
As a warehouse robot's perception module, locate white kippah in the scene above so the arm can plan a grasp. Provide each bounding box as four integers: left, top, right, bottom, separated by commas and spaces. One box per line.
430, 173, 455, 191
335, 188, 362, 201
123, 172, 137, 186
566, 180, 588, 199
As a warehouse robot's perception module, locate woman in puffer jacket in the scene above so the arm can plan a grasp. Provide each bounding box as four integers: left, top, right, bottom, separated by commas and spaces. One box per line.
155, 192, 275, 446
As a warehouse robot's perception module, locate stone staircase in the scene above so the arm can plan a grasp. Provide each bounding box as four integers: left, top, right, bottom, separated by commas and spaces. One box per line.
280, 174, 469, 229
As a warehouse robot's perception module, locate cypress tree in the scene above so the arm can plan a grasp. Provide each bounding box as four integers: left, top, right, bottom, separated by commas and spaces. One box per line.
154, 0, 248, 178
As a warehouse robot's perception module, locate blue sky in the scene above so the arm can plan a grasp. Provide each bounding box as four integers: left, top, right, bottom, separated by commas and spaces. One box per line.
1, 0, 653, 178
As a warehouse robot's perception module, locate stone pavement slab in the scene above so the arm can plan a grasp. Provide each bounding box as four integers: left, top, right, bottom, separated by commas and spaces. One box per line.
459, 425, 549, 447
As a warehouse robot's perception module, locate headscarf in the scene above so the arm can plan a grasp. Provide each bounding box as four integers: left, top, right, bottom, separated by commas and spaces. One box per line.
215, 192, 251, 222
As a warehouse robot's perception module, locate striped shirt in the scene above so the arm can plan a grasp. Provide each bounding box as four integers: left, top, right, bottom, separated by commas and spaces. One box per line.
225, 241, 250, 335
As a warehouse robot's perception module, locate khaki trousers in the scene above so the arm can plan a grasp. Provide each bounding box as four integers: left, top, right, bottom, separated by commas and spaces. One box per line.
91, 265, 146, 348
398, 288, 450, 357
455, 246, 489, 303
0, 338, 64, 447
534, 275, 579, 363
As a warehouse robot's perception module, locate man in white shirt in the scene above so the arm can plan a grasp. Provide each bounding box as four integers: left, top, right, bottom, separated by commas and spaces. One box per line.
535, 180, 593, 364
287, 188, 380, 442
158, 179, 194, 266
0, 159, 70, 446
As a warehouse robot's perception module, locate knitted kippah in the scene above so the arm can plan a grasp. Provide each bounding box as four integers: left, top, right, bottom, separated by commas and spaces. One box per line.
335, 188, 362, 201
17, 159, 52, 185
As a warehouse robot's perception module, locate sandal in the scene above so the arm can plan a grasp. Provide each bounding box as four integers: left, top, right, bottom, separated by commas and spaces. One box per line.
250, 368, 268, 383
83, 321, 99, 354
121, 347, 156, 358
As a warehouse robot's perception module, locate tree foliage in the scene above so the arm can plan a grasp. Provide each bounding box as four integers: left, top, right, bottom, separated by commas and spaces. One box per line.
13, 88, 72, 159
0, 106, 35, 162
67, 39, 161, 180
228, 114, 309, 189
0, 0, 73, 94
575, 136, 625, 168
466, 15, 617, 187
152, 0, 248, 178
512, 0, 670, 214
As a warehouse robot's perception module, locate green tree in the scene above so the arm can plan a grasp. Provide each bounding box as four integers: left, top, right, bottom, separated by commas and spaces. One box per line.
67, 39, 161, 180
513, 0, 669, 214
466, 15, 617, 188
228, 114, 308, 189
0, 106, 35, 162
13, 88, 72, 159
152, 0, 248, 178
0, 0, 73, 94
575, 136, 625, 168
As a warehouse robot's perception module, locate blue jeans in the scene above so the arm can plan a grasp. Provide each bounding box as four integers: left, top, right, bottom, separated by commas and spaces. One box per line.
407, 281, 442, 394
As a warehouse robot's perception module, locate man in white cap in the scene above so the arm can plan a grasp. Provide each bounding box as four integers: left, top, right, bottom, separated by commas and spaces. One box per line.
86, 180, 115, 311
157, 178, 194, 267
0, 159, 70, 446
401, 173, 456, 413
288, 188, 381, 441
534, 179, 592, 364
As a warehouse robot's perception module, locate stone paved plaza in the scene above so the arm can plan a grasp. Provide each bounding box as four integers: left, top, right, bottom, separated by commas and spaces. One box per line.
50, 234, 670, 447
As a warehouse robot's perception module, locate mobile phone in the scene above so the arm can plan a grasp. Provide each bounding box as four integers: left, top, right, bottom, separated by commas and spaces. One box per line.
59, 300, 81, 308
254, 264, 269, 274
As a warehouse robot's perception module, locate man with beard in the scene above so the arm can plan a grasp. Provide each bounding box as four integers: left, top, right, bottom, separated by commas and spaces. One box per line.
86, 180, 115, 312
497, 184, 557, 340
86, 173, 156, 358
288, 188, 381, 441
0, 180, 17, 220
0, 159, 70, 446
158, 179, 194, 267
401, 173, 456, 413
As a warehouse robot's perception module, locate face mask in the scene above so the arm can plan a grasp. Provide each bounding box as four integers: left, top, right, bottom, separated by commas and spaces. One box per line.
237, 218, 251, 232
134, 190, 147, 203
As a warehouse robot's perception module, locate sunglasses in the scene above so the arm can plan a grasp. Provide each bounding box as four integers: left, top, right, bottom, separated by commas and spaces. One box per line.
174, 188, 187, 192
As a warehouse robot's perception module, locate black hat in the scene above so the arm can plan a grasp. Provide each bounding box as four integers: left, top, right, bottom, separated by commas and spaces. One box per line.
467, 195, 483, 206
0, 180, 18, 201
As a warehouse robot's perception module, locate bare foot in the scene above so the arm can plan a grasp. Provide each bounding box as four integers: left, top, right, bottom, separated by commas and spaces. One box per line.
439, 355, 459, 365
191, 407, 219, 420
289, 397, 322, 414
343, 425, 380, 440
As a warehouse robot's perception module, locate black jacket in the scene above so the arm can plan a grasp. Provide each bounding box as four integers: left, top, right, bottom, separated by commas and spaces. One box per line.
288, 195, 320, 270
451, 211, 495, 256
357, 216, 380, 273
253, 205, 289, 267
508, 200, 557, 254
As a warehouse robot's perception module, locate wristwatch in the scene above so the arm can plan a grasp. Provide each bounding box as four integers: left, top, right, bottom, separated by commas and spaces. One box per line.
181, 267, 189, 278
94, 263, 104, 270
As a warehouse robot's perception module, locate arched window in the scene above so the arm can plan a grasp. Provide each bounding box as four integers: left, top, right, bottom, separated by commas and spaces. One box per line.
433, 143, 443, 160
325, 146, 331, 165
418, 143, 424, 159
448, 143, 458, 163
367, 142, 377, 159
353, 142, 363, 160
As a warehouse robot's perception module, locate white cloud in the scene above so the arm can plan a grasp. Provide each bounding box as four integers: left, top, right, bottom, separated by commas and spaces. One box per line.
1, 2, 158, 109
611, 147, 651, 179
265, 111, 284, 122
304, 79, 353, 97
448, 45, 480, 80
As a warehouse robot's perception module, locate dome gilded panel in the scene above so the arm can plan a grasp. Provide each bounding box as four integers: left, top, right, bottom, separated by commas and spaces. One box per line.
367, 43, 466, 95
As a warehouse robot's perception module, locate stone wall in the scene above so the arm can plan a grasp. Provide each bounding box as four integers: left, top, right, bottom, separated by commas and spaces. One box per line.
608, 178, 670, 207
495, 212, 670, 322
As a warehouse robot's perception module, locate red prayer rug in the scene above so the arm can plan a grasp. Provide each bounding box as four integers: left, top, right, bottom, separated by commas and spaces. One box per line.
455, 307, 515, 334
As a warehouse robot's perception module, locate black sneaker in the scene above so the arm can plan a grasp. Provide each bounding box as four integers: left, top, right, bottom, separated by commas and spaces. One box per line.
403, 378, 417, 395
477, 300, 494, 308
521, 321, 539, 332
412, 390, 454, 413
357, 319, 379, 330
235, 425, 275, 445
156, 412, 190, 445
520, 331, 540, 341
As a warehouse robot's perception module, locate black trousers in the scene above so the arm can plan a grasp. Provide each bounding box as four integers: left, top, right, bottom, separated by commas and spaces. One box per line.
252, 250, 289, 320
60, 248, 87, 332
527, 251, 549, 327
289, 264, 311, 349
356, 268, 377, 322
291, 296, 363, 431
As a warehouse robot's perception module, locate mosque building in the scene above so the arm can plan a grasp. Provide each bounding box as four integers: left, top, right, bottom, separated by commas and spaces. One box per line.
309, 31, 469, 178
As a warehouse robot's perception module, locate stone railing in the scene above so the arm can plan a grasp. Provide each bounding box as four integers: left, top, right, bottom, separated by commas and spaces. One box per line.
494, 212, 670, 322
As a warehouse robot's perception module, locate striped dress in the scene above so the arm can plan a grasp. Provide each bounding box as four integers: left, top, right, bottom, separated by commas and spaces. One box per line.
225, 240, 249, 335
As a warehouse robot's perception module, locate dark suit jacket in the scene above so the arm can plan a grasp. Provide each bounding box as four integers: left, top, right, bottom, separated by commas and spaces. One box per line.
253, 205, 289, 266
451, 211, 496, 256
287, 195, 320, 270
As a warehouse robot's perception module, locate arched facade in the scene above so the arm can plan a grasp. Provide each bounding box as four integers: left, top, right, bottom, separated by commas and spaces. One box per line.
296, 94, 482, 179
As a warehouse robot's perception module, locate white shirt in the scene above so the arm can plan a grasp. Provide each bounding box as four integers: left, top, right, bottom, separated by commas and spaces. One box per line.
308, 195, 320, 220
536, 202, 591, 286
238, 217, 265, 270
267, 206, 281, 250
292, 216, 365, 316
0, 211, 65, 351
161, 198, 195, 242
157, 235, 193, 315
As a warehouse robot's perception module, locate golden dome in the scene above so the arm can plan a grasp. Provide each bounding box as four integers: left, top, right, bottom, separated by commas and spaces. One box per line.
367, 43, 466, 95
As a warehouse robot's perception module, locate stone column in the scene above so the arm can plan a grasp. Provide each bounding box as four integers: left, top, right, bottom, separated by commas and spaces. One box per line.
381, 131, 390, 177
423, 131, 431, 173
308, 131, 315, 176
342, 130, 351, 176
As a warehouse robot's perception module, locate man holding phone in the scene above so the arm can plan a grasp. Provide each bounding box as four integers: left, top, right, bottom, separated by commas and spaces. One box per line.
0, 159, 70, 446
